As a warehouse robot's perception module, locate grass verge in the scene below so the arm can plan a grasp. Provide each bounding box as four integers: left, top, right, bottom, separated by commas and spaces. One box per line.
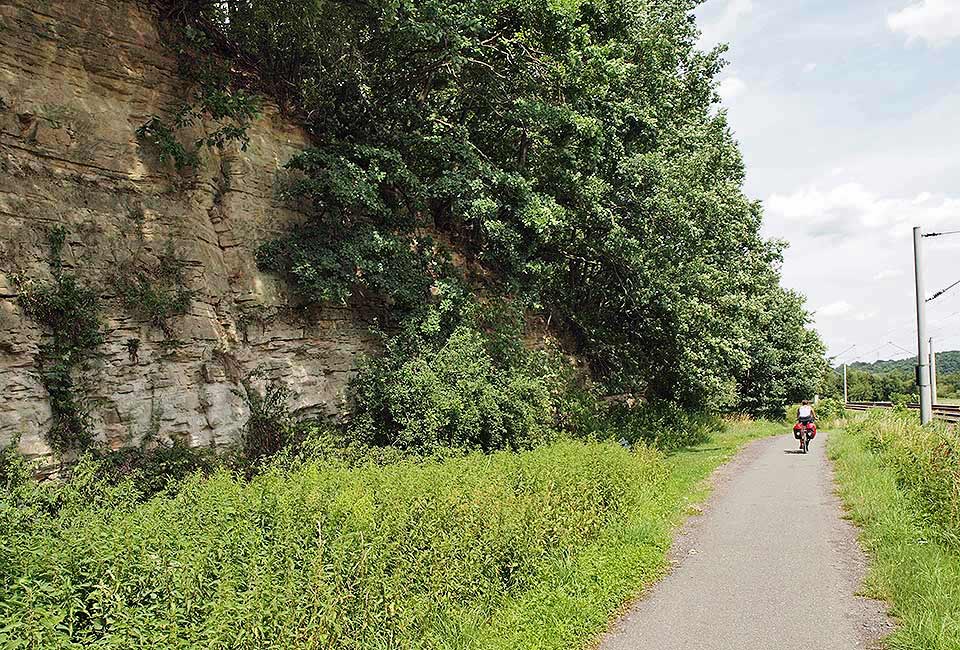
829, 411, 960, 649
0, 421, 781, 649
472, 418, 785, 649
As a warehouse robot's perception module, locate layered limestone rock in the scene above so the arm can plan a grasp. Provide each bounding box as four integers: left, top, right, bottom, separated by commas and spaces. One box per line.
0, 0, 377, 463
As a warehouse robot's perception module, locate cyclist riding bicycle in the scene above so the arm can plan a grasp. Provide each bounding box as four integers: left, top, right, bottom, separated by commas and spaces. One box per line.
794, 400, 817, 451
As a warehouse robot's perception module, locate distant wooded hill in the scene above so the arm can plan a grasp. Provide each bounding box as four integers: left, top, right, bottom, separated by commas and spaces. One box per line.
847, 351, 960, 375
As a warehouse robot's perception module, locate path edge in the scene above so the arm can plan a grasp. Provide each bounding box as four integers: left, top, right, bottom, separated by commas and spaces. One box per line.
823, 431, 898, 649
589, 433, 773, 648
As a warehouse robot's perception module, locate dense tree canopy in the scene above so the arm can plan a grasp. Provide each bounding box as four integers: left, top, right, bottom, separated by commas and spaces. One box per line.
850, 351, 960, 376
156, 0, 825, 418
823, 364, 960, 403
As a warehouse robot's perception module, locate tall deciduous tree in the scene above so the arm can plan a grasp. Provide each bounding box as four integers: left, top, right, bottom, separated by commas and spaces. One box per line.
162, 0, 827, 416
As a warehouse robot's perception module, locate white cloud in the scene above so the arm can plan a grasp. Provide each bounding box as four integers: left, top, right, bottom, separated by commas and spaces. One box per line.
873, 269, 905, 281
704, 0, 960, 357
888, 0, 960, 46
699, 0, 754, 48
817, 301, 853, 317
803, 62, 818, 72
717, 76, 747, 101
766, 183, 960, 239
766, 181, 960, 357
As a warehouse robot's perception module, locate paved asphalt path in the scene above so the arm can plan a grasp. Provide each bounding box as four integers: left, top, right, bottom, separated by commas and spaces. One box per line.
601, 432, 891, 650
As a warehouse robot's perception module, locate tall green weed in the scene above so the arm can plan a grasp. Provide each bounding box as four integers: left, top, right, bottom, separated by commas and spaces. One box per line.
830, 415, 960, 649
849, 411, 960, 548
0, 441, 665, 649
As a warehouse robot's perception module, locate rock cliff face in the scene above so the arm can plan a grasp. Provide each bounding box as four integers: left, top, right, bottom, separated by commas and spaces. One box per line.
0, 0, 376, 463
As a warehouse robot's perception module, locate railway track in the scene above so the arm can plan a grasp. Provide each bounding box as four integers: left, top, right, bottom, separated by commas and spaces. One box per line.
845, 401, 960, 423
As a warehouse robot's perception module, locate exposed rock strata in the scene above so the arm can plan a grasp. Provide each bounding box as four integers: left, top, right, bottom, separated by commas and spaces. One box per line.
0, 0, 377, 463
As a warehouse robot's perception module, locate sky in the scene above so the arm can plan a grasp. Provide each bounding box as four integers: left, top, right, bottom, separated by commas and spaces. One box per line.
694, 0, 960, 365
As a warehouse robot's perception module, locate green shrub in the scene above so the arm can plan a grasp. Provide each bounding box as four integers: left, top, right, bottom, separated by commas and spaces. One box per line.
343, 291, 721, 456
0, 438, 31, 493
240, 379, 300, 467
136, 46, 260, 170
0, 440, 666, 648
256, 223, 439, 310
814, 397, 845, 422
93, 440, 216, 499
572, 398, 722, 451
136, 116, 199, 170
890, 392, 915, 408
559, 388, 720, 450
349, 299, 567, 453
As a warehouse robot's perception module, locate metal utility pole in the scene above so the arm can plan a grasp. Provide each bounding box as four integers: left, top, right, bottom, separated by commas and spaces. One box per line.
913, 227, 933, 424
930, 337, 938, 405
843, 363, 848, 405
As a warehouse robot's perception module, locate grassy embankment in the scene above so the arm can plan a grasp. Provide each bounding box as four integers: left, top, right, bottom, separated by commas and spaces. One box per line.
0, 421, 783, 649
829, 410, 960, 649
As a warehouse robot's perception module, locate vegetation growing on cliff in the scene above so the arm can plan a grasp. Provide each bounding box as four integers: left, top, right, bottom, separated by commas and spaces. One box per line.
137, 26, 261, 169
16, 227, 102, 453
115, 239, 195, 337
16, 228, 198, 456
151, 0, 824, 427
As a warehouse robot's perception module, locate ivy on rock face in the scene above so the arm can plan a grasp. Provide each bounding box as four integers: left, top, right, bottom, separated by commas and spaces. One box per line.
17, 227, 103, 453
163, 0, 825, 417
115, 239, 195, 337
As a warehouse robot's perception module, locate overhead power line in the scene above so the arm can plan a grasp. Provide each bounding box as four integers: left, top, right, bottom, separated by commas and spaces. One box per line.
887, 341, 913, 355
928, 310, 960, 337
828, 343, 857, 361
927, 279, 960, 303
844, 341, 902, 365
832, 306, 960, 368
923, 229, 960, 238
